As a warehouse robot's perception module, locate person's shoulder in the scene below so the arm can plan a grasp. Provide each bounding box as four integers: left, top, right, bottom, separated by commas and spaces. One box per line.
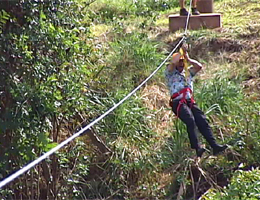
165, 67, 177, 76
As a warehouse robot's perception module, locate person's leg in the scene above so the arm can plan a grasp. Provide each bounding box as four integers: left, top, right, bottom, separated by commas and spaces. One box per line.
179, 0, 189, 16
190, 102, 227, 154
172, 101, 200, 150
179, 0, 185, 9
191, 0, 200, 15
192, 0, 198, 8
190, 103, 218, 147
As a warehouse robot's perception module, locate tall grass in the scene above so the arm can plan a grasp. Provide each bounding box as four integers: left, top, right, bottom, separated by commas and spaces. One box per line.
90, 0, 179, 22
195, 71, 260, 165
215, 0, 260, 30
196, 75, 243, 114
101, 31, 164, 89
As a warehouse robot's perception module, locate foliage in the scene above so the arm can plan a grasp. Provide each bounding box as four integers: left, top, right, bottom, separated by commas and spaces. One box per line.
194, 70, 260, 164
202, 168, 260, 200
89, 92, 158, 198
90, 0, 179, 23
1, 0, 260, 199
0, 10, 9, 33
0, 0, 98, 199
102, 31, 164, 89
196, 75, 244, 114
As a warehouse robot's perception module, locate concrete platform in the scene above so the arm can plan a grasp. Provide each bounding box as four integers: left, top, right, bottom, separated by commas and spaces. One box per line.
197, 0, 214, 13
169, 13, 221, 32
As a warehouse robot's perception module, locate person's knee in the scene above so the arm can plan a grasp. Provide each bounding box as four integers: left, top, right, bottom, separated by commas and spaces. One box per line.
184, 117, 196, 128
196, 115, 209, 126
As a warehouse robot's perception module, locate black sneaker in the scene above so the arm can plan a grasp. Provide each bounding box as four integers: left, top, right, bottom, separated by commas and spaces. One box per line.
192, 7, 200, 15
213, 145, 228, 156
196, 147, 206, 157
180, 8, 189, 16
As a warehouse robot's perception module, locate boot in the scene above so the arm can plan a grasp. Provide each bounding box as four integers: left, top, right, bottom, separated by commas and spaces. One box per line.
213, 144, 228, 156
180, 8, 189, 16
196, 147, 206, 157
192, 7, 200, 15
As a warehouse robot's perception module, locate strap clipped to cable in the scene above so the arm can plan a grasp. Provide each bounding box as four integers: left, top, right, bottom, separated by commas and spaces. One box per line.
179, 47, 189, 85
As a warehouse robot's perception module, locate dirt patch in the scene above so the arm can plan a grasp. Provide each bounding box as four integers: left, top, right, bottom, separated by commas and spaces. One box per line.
140, 83, 174, 136
192, 38, 246, 56
243, 77, 260, 99
141, 83, 169, 110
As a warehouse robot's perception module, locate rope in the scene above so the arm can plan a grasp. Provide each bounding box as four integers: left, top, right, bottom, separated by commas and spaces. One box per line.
0, 3, 193, 189
180, 0, 193, 84
184, 0, 193, 36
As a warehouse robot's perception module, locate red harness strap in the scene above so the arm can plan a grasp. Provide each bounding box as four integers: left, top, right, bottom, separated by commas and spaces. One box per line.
169, 87, 195, 118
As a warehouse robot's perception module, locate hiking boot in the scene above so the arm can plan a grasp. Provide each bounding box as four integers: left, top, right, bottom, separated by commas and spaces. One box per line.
192, 7, 200, 15
213, 144, 228, 156
180, 8, 189, 16
196, 147, 206, 157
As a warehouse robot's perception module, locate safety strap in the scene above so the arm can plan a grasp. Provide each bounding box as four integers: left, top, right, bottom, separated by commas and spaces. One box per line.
169, 87, 195, 118
179, 47, 189, 86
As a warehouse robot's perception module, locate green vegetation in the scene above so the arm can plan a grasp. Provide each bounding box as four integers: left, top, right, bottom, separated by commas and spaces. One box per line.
201, 168, 260, 199
0, 0, 260, 199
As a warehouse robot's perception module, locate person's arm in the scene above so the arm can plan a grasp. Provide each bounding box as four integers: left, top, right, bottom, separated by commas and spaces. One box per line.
183, 49, 202, 74
167, 52, 181, 72
187, 54, 202, 74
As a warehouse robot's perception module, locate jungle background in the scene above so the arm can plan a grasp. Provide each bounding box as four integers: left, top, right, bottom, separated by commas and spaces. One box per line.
0, 0, 260, 199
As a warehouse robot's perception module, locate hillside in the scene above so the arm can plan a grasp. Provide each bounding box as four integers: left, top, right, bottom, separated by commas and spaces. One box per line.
0, 0, 260, 199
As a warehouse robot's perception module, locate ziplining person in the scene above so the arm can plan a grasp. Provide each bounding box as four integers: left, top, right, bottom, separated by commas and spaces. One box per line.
165, 45, 227, 157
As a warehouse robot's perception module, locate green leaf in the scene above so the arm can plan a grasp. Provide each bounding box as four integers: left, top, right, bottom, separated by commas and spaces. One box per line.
45, 142, 58, 152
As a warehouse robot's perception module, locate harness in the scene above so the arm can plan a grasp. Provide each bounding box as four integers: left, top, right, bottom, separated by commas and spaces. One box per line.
169, 87, 195, 118
169, 47, 195, 117
179, 47, 189, 81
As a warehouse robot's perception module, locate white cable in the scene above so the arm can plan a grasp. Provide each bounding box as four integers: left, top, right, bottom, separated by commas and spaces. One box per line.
0, 22, 189, 190
184, 0, 193, 36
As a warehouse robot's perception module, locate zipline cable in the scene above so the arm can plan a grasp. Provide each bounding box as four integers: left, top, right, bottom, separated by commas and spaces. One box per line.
0, 2, 192, 189
184, 0, 193, 36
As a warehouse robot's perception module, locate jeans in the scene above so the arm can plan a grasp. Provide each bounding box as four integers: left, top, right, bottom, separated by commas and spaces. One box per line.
171, 99, 218, 149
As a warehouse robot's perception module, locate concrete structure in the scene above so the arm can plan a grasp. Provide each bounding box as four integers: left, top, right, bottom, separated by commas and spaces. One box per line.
197, 0, 214, 13
169, 0, 221, 32
169, 13, 221, 32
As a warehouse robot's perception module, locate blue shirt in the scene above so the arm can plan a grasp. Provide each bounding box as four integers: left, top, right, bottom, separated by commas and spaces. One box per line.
165, 66, 198, 100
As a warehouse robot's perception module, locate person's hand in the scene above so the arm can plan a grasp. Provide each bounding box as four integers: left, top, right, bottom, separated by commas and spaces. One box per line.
184, 51, 190, 60
181, 44, 188, 53
181, 44, 190, 60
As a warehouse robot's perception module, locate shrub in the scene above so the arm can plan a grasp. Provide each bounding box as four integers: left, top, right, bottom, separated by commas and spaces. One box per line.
201, 168, 260, 200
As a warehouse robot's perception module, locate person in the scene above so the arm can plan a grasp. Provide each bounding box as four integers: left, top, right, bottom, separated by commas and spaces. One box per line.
165, 46, 227, 157
179, 0, 200, 16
